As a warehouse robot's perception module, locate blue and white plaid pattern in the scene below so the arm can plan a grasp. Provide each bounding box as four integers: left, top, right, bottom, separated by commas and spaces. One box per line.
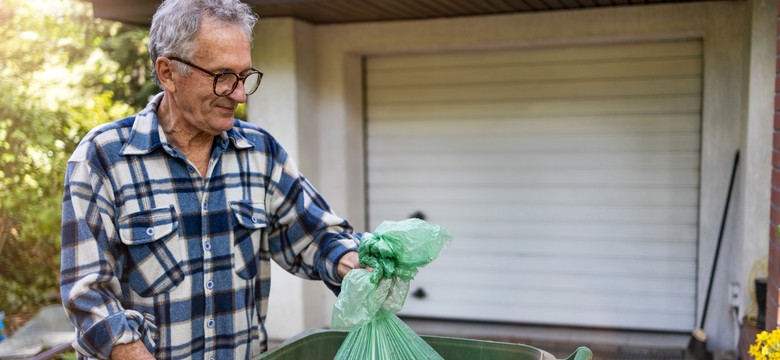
60, 93, 359, 360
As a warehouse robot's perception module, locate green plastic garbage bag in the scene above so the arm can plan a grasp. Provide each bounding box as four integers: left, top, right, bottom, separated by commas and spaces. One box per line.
332, 218, 453, 360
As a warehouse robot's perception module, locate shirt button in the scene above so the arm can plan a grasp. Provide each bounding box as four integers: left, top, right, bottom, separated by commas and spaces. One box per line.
187, 166, 195, 173
207, 319, 215, 328
206, 280, 214, 290
145, 228, 155, 236
202, 201, 208, 210
251, 215, 258, 223
203, 242, 212, 251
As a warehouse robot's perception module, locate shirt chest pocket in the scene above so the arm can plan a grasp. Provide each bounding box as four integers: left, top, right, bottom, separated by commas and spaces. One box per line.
118, 205, 185, 297
230, 200, 267, 279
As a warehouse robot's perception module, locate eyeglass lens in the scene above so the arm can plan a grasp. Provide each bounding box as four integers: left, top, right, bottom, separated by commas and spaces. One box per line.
215, 72, 262, 96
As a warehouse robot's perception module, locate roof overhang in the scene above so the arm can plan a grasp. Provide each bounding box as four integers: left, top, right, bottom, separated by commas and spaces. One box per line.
87, 0, 726, 27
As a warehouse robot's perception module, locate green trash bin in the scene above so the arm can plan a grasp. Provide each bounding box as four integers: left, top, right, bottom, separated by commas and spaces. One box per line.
257, 329, 592, 360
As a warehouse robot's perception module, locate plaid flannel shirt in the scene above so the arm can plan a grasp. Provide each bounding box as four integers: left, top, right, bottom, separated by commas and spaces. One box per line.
60, 93, 359, 360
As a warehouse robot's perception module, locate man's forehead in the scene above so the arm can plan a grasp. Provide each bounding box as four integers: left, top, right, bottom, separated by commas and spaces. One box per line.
192, 20, 252, 70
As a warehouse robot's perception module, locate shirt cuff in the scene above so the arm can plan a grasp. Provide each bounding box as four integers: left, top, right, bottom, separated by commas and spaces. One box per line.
73, 310, 157, 359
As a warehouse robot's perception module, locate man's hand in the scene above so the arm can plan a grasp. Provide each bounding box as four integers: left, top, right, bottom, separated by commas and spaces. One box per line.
110, 340, 155, 360
337, 251, 361, 280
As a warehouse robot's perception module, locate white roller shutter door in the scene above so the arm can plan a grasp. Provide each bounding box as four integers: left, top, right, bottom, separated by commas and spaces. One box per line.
365, 40, 702, 331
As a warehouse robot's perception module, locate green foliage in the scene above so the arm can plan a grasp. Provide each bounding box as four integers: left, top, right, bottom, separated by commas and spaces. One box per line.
0, 0, 151, 315
87, 20, 158, 109
57, 351, 77, 360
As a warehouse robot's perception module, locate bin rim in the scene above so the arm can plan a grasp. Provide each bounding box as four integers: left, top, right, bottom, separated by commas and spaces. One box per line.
265, 328, 592, 360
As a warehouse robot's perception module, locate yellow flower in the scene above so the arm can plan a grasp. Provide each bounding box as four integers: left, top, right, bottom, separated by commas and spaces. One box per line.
752, 330, 780, 360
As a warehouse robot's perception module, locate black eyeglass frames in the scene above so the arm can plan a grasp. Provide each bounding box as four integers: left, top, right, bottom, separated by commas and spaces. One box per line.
168, 56, 263, 97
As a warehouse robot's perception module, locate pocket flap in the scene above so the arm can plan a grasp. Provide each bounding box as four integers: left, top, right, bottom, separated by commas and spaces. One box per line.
230, 200, 267, 229
118, 205, 179, 245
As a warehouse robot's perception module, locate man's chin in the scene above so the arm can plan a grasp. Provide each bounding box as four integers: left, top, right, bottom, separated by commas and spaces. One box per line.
209, 116, 235, 134
220, 117, 236, 128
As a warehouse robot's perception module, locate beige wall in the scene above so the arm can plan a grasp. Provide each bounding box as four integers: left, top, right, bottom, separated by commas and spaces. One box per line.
249, 1, 773, 352
249, 18, 331, 339
736, 0, 775, 334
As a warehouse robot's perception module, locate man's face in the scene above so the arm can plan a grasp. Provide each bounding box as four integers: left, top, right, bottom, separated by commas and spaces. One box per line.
171, 17, 252, 136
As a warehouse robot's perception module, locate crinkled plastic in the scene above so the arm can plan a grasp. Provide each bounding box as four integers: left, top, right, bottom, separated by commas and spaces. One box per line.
332, 218, 453, 360
333, 311, 442, 359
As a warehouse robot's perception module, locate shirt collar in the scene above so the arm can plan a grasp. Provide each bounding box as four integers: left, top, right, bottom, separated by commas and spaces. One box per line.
223, 128, 254, 150
121, 92, 253, 156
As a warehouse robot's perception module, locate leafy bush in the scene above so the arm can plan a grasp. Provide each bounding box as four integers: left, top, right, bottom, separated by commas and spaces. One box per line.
0, 0, 151, 315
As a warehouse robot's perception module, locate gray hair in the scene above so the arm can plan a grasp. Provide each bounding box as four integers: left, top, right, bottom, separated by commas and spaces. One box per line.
148, 0, 259, 87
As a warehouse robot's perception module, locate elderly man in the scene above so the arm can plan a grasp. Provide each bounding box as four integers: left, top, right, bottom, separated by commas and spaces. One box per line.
59, 0, 362, 359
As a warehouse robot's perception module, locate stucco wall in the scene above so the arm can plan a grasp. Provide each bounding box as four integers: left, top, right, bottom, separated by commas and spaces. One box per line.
739, 0, 776, 332
248, 1, 773, 352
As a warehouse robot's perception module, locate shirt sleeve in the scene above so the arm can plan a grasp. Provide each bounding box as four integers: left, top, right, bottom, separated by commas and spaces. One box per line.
264, 141, 360, 294
60, 160, 156, 359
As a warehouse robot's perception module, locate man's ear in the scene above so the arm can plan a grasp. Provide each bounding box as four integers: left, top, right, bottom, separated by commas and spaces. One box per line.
156, 57, 176, 93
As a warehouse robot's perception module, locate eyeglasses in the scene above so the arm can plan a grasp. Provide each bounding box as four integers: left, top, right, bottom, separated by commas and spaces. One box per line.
168, 56, 263, 97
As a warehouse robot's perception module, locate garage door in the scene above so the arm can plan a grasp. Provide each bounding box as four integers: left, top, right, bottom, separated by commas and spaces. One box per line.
365, 40, 702, 331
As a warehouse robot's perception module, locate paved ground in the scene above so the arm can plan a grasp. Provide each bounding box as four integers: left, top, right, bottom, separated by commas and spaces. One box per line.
0, 305, 75, 360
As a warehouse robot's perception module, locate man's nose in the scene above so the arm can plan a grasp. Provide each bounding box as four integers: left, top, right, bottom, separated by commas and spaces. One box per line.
229, 81, 247, 103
